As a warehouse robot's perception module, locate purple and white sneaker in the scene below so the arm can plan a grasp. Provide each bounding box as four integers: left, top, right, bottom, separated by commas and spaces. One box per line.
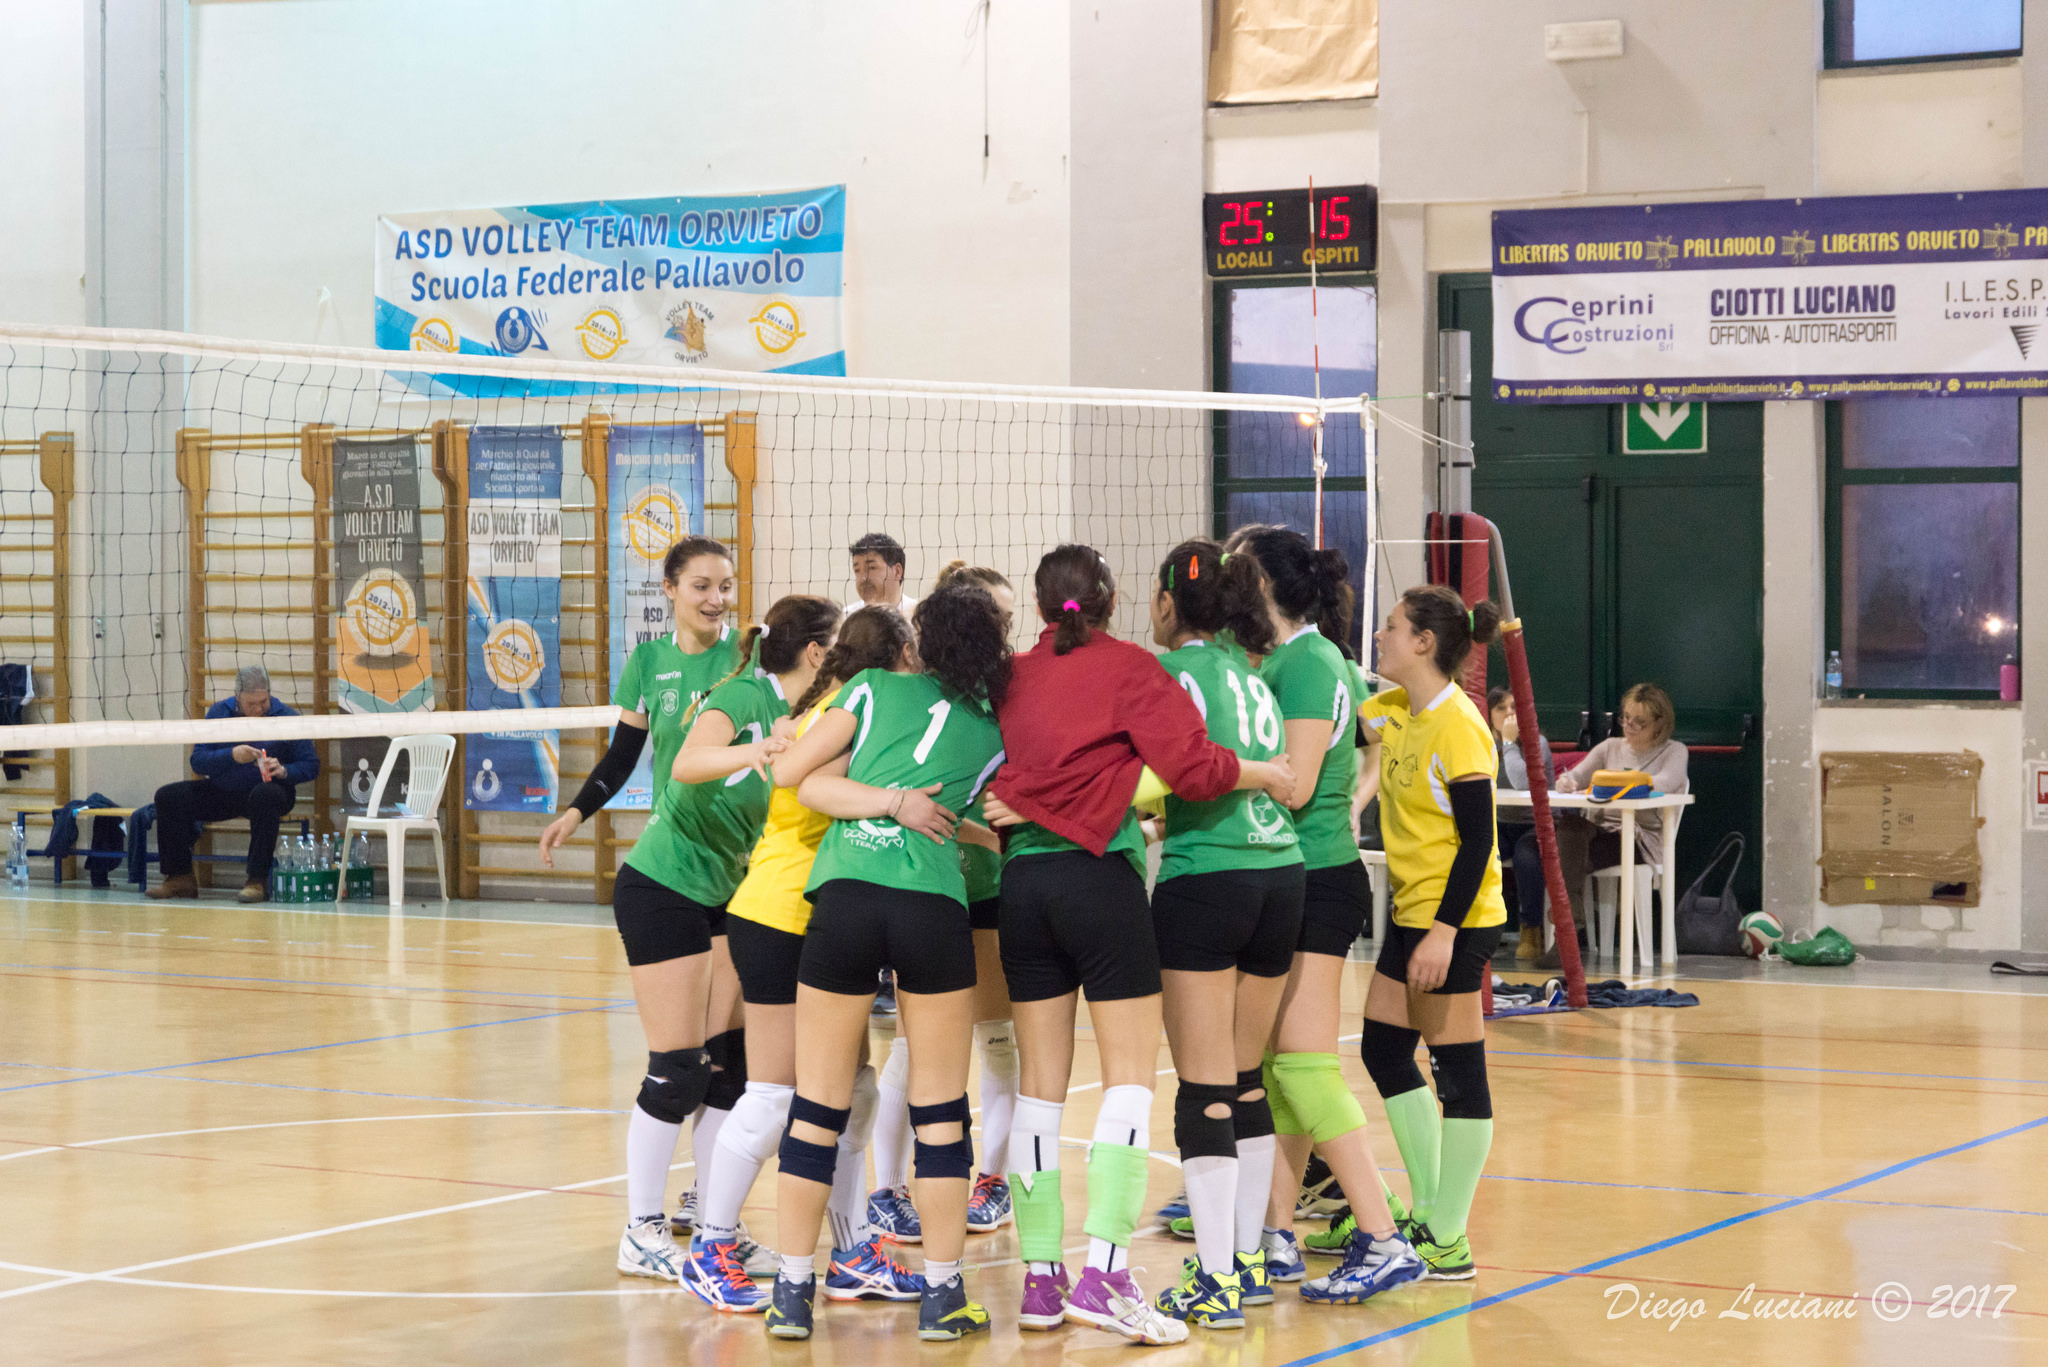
1066, 1266, 1190, 1345
1018, 1262, 1070, 1330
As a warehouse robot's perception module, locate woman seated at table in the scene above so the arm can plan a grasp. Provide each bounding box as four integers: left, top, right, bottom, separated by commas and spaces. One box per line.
1485, 689, 1554, 963
1540, 683, 1688, 964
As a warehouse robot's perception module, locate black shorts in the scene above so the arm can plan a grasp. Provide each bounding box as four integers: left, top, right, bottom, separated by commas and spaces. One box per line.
612, 863, 723, 966
726, 913, 805, 1006
1373, 921, 1505, 995
1152, 864, 1306, 978
1298, 860, 1371, 958
968, 897, 1002, 932
999, 851, 1161, 1003
799, 879, 978, 997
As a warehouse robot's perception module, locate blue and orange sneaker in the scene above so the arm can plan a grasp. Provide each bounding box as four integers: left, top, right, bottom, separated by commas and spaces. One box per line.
966, 1173, 1013, 1232
679, 1239, 769, 1313
824, 1237, 923, 1302
866, 1185, 922, 1243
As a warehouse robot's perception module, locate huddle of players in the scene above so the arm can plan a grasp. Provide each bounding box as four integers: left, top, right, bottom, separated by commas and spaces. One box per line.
541, 528, 1508, 1345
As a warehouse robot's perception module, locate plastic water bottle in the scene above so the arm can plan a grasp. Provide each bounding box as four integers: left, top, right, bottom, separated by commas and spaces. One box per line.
8, 819, 28, 889
1824, 650, 1843, 700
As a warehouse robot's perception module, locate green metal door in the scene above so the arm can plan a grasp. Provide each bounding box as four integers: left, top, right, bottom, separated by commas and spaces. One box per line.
1441, 274, 1763, 910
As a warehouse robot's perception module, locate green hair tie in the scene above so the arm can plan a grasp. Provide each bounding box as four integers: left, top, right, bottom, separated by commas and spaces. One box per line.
1220, 552, 1231, 565
1166, 564, 1175, 589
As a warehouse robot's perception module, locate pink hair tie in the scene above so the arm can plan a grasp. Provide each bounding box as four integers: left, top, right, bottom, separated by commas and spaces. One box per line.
1062, 599, 1080, 612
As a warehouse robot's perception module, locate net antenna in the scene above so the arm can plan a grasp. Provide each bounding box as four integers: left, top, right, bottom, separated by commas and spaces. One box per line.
1307, 175, 1327, 548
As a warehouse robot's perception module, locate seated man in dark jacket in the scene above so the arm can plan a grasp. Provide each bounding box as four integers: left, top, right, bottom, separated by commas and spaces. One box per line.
147, 665, 319, 902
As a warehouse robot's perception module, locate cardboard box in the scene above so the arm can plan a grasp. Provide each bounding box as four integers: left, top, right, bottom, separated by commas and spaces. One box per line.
1817, 751, 1983, 907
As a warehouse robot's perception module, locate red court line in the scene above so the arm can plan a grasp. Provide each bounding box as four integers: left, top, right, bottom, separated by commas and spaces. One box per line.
0, 969, 574, 1015
11, 935, 628, 980
0, 1133, 617, 1200
1480, 1260, 2048, 1320
1492, 1058, 2048, 1102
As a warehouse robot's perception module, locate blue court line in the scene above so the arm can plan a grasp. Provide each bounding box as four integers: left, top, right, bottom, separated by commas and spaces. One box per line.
0, 1061, 621, 1114
1491, 1045, 2048, 1089
0, 1003, 630, 1096
0, 959, 630, 1006
1274, 1109, 2048, 1367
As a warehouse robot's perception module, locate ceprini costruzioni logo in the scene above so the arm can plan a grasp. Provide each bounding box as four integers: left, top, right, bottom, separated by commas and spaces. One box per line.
1513, 293, 1669, 354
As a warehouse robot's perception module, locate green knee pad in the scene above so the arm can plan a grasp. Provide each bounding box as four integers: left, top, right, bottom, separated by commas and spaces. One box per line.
1009, 1168, 1067, 1264
1081, 1141, 1148, 1248
1272, 1051, 1367, 1143
1263, 1051, 1305, 1136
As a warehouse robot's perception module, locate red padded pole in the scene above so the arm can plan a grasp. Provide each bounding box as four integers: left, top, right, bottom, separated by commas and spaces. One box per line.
1502, 622, 1588, 1007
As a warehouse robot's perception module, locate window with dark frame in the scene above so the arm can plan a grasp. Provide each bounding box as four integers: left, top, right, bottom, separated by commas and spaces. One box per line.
1211, 278, 1377, 659
1825, 0, 2022, 69
1825, 397, 2020, 698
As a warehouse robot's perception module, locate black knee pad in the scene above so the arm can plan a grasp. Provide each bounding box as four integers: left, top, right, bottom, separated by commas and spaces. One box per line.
1172, 1080, 1238, 1161
1428, 1041, 1493, 1120
704, 1028, 747, 1111
908, 1096, 975, 1180
779, 1093, 851, 1185
1233, 1066, 1275, 1141
636, 1047, 712, 1125
1360, 1019, 1427, 1099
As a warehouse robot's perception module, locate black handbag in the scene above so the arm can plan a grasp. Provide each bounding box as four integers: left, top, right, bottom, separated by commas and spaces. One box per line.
1676, 832, 1746, 956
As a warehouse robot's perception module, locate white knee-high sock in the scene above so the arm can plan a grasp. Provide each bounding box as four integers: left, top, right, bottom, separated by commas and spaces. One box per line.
691, 1103, 729, 1203
698, 1081, 793, 1245
1234, 1134, 1276, 1255
974, 1019, 1019, 1177
627, 1104, 683, 1221
1182, 1154, 1238, 1277
872, 1034, 913, 1192
828, 1065, 880, 1252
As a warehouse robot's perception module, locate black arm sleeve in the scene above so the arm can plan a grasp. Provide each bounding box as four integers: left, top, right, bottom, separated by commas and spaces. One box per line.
1434, 778, 1497, 929
565, 722, 648, 820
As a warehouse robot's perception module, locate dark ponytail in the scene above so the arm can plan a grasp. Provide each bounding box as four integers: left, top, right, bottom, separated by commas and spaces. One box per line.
792, 605, 914, 715
914, 583, 1013, 707
680, 594, 838, 728
1399, 584, 1501, 677
1234, 526, 1353, 658
1157, 539, 1276, 656
1034, 543, 1116, 655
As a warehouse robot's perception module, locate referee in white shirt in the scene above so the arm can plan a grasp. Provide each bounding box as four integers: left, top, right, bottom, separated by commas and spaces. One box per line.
845, 532, 918, 617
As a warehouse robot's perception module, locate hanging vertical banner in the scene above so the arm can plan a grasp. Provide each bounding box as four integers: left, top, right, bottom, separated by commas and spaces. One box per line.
373, 187, 847, 395
333, 435, 432, 813
465, 426, 564, 812
605, 424, 707, 809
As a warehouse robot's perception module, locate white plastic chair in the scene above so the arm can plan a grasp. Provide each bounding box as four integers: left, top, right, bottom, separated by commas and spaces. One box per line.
341, 734, 455, 909
1587, 865, 1660, 970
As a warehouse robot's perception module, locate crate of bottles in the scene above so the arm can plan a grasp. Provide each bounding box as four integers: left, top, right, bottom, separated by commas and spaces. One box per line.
271, 834, 375, 903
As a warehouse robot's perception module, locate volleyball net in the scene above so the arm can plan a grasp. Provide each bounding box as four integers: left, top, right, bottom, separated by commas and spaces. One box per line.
0, 323, 1380, 898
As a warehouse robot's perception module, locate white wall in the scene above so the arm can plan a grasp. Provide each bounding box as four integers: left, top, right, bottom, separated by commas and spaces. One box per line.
1818, 61, 2024, 196
1206, 100, 1378, 194
0, 0, 86, 325
188, 0, 1070, 385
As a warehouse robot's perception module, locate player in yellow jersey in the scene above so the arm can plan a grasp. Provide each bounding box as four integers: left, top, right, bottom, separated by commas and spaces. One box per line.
1357, 585, 1505, 1283
679, 606, 935, 1313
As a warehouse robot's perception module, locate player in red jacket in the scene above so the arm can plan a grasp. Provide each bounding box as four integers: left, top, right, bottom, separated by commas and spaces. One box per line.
980, 543, 1294, 1344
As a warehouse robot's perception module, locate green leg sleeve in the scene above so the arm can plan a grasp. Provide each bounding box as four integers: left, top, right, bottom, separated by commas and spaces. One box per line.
1430, 1118, 1493, 1240
1263, 1051, 1305, 1137
1272, 1051, 1368, 1143
1081, 1141, 1149, 1249
1009, 1167, 1067, 1264
1381, 1086, 1442, 1224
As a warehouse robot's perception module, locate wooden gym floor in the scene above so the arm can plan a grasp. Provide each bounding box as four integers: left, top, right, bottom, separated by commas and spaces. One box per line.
1, 885, 2044, 1365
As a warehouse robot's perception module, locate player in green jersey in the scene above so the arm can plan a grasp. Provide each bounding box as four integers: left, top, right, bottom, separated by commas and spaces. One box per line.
764, 582, 1012, 1343
596, 590, 840, 1287
540, 536, 751, 1236
1147, 539, 1306, 1329
1231, 525, 1422, 1303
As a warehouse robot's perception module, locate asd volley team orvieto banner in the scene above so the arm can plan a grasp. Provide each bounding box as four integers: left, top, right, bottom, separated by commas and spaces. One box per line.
332, 435, 431, 814
465, 427, 564, 813
605, 425, 707, 810
1491, 188, 2048, 403
373, 188, 846, 388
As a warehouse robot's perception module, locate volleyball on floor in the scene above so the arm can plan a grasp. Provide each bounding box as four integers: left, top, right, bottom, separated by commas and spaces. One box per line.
1739, 911, 1784, 958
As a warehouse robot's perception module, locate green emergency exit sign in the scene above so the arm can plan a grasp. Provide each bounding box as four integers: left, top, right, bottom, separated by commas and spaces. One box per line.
1623, 401, 1707, 454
